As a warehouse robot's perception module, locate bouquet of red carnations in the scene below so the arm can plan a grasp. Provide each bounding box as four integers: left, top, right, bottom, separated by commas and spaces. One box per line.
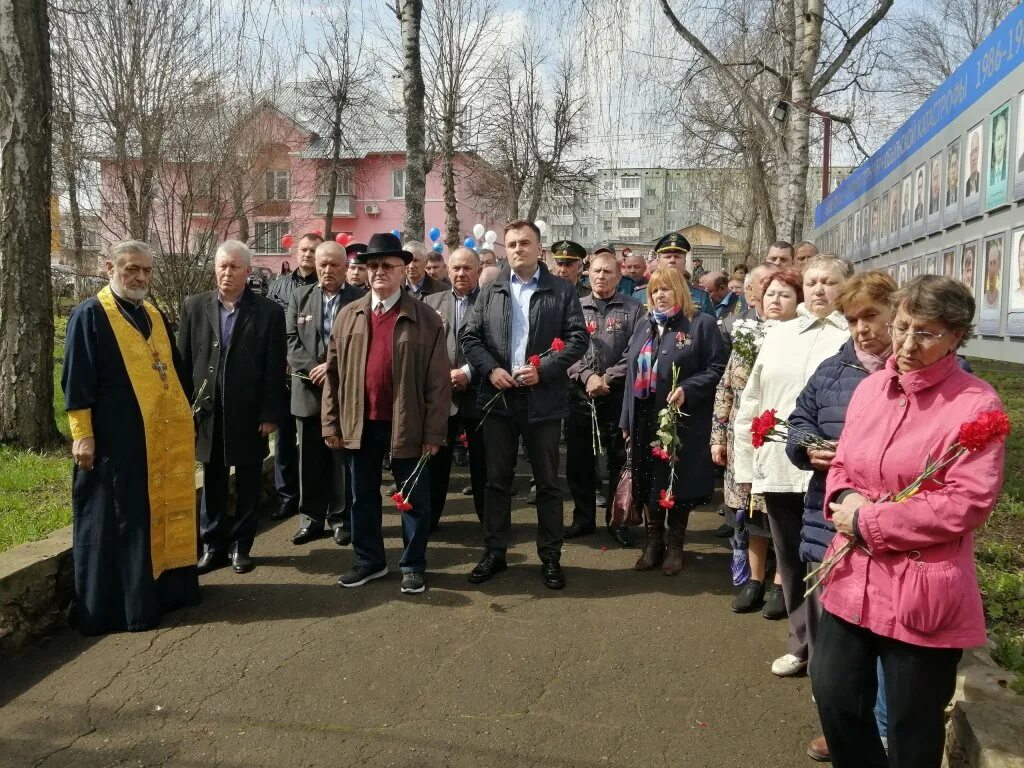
478, 338, 567, 430
803, 409, 1011, 596
751, 408, 836, 451
390, 451, 432, 512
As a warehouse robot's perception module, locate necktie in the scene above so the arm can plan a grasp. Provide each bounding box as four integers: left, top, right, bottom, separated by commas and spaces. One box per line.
375, 302, 385, 317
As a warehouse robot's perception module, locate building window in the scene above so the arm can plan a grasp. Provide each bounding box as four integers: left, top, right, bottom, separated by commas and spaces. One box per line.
264, 170, 290, 201
603, 198, 614, 212
620, 198, 639, 210
392, 169, 406, 199
667, 179, 679, 194
255, 221, 290, 253
645, 208, 656, 216
581, 226, 590, 239
320, 167, 354, 196
646, 186, 657, 197
667, 199, 677, 212
554, 204, 571, 217
603, 220, 612, 233
621, 176, 640, 190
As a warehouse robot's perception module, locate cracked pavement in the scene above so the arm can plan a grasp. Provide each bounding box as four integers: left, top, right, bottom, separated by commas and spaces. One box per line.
0, 470, 819, 767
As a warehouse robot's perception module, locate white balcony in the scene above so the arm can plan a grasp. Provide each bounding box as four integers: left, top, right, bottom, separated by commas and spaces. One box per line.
617, 227, 640, 239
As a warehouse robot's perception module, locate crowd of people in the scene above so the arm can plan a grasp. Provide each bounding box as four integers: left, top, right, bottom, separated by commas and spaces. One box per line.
63, 221, 1008, 768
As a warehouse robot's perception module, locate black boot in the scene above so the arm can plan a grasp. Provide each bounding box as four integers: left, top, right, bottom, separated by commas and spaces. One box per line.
731, 579, 765, 613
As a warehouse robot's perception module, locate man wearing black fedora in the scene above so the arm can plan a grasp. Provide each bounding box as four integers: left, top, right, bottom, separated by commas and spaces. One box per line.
322, 233, 451, 595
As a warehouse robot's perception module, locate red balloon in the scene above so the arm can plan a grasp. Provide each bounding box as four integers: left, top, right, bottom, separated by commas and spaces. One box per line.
281, 234, 294, 249
335, 232, 350, 246
313, 228, 323, 237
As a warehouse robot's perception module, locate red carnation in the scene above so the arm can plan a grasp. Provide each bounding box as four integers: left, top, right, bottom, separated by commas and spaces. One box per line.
391, 491, 405, 506
651, 444, 670, 461
751, 409, 778, 449
551, 337, 566, 352
458, 432, 468, 447
958, 410, 1011, 453
586, 320, 598, 335
528, 354, 542, 369
658, 489, 674, 509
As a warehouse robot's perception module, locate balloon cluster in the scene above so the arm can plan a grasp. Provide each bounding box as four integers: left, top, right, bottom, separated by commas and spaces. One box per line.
335, 232, 351, 246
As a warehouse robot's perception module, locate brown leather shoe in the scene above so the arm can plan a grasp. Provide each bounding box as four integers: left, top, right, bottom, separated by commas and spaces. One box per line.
633, 518, 665, 571
806, 736, 831, 762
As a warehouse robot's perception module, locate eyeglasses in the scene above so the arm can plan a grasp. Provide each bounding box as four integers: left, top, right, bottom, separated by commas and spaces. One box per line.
886, 323, 947, 346
366, 263, 404, 274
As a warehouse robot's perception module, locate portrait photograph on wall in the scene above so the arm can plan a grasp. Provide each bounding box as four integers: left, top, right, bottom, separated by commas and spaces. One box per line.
861, 203, 870, 255
853, 209, 861, 258
964, 123, 984, 218
898, 261, 909, 287
889, 182, 900, 248
1014, 92, 1024, 201
910, 257, 923, 280
880, 189, 891, 249
942, 246, 958, 278
986, 101, 1011, 210
870, 197, 880, 253
944, 139, 961, 223
925, 253, 938, 275
961, 240, 979, 294
927, 152, 943, 232
901, 173, 913, 241
886, 265, 897, 282
980, 232, 1005, 334
1009, 227, 1024, 337
913, 163, 927, 238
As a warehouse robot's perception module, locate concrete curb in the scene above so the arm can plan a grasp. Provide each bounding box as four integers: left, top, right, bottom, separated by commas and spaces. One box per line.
945, 640, 1024, 768
0, 456, 275, 656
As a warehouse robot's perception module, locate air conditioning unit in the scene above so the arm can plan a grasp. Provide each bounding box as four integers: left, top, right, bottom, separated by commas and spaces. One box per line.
364, 204, 380, 215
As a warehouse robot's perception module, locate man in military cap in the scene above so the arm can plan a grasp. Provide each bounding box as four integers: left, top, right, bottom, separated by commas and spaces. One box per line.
633, 232, 714, 316
550, 240, 590, 297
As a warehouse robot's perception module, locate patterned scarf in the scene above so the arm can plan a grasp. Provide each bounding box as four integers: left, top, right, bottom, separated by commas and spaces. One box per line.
634, 305, 681, 399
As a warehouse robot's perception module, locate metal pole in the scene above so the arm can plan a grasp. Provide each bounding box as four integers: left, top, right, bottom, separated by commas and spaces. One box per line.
822, 116, 832, 200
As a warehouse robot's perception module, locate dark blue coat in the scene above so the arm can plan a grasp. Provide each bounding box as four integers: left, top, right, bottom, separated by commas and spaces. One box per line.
787, 341, 973, 563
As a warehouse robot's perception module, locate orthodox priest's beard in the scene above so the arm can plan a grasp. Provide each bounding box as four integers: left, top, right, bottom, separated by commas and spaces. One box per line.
110, 276, 147, 303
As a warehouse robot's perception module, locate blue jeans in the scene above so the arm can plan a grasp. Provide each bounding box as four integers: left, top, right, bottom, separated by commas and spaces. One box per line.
348, 420, 431, 574
875, 660, 888, 738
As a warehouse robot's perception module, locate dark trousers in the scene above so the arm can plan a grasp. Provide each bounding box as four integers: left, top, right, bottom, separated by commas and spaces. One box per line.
274, 393, 299, 509
349, 420, 431, 573
297, 414, 348, 530
812, 610, 961, 768
482, 396, 563, 560
764, 492, 809, 660
565, 394, 625, 528
199, 407, 262, 555
429, 411, 486, 527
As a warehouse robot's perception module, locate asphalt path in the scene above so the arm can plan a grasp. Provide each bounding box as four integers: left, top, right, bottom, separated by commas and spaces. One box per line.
0, 467, 820, 767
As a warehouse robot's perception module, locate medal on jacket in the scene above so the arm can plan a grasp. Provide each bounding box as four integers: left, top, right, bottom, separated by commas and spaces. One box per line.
606, 316, 622, 332
675, 331, 690, 349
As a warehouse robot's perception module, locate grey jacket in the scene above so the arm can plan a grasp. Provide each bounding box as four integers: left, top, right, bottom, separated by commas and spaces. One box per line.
424, 287, 481, 417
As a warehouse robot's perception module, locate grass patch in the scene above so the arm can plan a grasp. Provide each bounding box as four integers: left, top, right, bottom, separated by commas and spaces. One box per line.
0, 444, 71, 552
970, 358, 1024, 692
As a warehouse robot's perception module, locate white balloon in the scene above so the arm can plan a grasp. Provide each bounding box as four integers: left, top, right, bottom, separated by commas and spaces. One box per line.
484, 229, 497, 243
472, 223, 485, 239
535, 219, 548, 234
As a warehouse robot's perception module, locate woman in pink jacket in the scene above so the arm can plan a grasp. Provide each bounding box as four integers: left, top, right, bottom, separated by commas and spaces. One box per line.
812, 276, 1008, 768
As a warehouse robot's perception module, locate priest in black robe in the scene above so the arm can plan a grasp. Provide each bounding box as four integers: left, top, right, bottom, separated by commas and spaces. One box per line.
62, 240, 200, 636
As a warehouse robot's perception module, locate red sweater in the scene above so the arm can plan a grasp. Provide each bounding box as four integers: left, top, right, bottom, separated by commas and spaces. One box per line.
365, 305, 399, 421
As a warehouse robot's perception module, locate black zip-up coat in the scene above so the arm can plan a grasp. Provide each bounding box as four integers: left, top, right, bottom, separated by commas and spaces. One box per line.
461, 262, 588, 422
177, 287, 287, 465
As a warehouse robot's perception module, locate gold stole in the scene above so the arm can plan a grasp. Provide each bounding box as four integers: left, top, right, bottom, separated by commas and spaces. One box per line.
97, 286, 197, 578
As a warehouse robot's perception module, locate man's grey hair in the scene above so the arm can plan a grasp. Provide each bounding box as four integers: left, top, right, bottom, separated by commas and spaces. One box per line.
405, 240, 427, 258
215, 239, 253, 266
449, 246, 480, 265
107, 240, 153, 264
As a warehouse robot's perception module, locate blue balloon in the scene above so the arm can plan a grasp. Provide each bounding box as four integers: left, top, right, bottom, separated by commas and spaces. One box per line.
391, 228, 401, 239
432, 242, 443, 253
464, 237, 476, 249
428, 227, 441, 242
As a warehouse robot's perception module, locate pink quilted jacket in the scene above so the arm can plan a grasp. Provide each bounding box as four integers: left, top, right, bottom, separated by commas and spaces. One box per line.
822, 353, 1006, 649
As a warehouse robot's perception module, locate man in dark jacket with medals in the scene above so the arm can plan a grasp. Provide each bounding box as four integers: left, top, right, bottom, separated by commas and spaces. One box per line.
178, 240, 288, 575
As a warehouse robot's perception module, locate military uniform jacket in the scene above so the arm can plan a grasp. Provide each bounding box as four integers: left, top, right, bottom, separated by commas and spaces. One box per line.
286, 282, 365, 418
567, 292, 645, 398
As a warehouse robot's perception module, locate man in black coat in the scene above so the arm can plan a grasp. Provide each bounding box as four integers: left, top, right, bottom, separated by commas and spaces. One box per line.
461, 219, 588, 590
424, 246, 485, 529
178, 240, 287, 575
405, 241, 448, 300
266, 232, 322, 522
287, 241, 365, 546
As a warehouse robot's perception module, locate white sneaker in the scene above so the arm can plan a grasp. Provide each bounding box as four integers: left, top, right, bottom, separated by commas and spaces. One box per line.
772, 653, 808, 677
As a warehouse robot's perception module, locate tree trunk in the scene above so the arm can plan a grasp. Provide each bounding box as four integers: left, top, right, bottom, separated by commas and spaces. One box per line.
323, 96, 345, 240
525, 163, 547, 222
400, 0, 426, 240
441, 116, 459, 251
0, 0, 60, 447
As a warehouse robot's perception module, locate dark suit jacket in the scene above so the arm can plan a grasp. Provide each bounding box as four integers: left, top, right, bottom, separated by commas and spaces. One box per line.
425, 287, 480, 416
177, 287, 287, 465
286, 282, 365, 417
406, 274, 447, 301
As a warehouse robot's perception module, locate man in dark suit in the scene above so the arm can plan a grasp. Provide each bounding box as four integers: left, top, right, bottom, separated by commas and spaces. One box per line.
287, 241, 365, 546
405, 241, 447, 299
424, 247, 486, 529
177, 240, 287, 575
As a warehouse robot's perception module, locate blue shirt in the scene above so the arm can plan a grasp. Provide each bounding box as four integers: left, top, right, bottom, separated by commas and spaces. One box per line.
218, 297, 238, 348
509, 268, 540, 368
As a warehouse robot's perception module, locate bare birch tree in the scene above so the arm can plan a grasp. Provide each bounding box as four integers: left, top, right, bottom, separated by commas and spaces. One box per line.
395, 0, 428, 239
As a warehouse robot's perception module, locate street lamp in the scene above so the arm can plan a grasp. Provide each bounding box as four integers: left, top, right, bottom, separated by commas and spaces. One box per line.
770, 99, 838, 201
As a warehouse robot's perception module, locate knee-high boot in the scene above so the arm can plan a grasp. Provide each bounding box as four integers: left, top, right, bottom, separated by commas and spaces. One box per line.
662, 506, 687, 575
634, 510, 665, 571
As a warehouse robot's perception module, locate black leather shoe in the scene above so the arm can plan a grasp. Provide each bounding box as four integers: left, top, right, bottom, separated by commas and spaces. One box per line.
731, 579, 765, 613
332, 525, 351, 546
270, 501, 297, 521
564, 520, 596, 539
196, 550, 226, 575
291, 527, 323, 545
468, 551, 507, 584
231, 551, 254, 574
608, 526, 633, 547
762, 584, 788, 620
714, 522, 734, 538
541, 558, 566, 590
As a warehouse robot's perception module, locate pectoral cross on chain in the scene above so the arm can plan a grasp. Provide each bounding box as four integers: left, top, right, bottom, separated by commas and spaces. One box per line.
152, 356, 169, 384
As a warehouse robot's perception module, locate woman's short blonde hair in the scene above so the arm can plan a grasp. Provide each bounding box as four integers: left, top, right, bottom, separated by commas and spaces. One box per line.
834, 270, 897, 314
646, 268, 695, 317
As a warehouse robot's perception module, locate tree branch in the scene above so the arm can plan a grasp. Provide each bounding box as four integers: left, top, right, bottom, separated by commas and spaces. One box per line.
810, 0, 894, 98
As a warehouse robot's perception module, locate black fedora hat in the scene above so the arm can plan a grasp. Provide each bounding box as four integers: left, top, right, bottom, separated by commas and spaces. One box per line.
353, 232, 413, 264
